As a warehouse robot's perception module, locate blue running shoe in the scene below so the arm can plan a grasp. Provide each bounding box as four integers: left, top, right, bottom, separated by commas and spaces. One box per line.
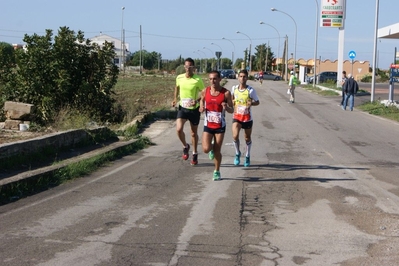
213, 170, 221, 181
244, 156, 250, 167
234, 152, 241, 166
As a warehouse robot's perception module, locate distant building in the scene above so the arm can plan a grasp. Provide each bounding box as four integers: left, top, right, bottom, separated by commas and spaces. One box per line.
89, 33, 131, 68
12, 44, 23, 50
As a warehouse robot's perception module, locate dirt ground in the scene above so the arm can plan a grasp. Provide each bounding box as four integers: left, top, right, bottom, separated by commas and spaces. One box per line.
0, 128, 49, 145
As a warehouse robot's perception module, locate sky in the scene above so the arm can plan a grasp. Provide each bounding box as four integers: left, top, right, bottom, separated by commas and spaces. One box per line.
1, 0, 398, 70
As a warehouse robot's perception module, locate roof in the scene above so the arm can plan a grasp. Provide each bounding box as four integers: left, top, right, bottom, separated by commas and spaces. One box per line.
378, 23, 399, 39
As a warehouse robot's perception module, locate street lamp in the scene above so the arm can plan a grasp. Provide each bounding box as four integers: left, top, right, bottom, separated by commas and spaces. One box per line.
313, 0, 319, 87
271, 8, 297, 73
203, 47, 215, 70
193, 51, 203, 73
120, 6, 125, 72
211, 42, 223, 70
197, 49, 207, 72
222, 37, 235, 67
259, 21, 281, 72
236, 31, 252, 73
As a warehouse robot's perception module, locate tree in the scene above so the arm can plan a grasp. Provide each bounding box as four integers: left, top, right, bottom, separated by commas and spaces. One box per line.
2, 27, 119, 124
127, 50, 162, 70
254, 44, 275, 72
0, 42, 16, 84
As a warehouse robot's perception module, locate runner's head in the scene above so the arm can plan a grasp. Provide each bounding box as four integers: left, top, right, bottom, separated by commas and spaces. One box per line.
184, 58, 196, 76
238, 70, 248, 85
209, 70, 221, 88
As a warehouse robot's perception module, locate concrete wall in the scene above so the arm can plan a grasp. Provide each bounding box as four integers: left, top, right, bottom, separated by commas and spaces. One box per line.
0, 128, 110, 159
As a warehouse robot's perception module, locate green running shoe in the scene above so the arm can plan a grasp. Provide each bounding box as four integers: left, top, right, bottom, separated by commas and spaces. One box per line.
213, 170, 221, 181
208, 150, 214, 160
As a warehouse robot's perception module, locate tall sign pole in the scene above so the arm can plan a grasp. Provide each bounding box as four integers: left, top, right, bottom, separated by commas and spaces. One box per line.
371, 0, 379, 102
320, 0, 346, 87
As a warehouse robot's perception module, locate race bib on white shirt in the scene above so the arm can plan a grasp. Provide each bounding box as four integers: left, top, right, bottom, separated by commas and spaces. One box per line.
206, 111, 222, 124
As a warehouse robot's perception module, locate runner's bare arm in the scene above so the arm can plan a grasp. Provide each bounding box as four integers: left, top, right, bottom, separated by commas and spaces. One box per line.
172, 85, 179, 107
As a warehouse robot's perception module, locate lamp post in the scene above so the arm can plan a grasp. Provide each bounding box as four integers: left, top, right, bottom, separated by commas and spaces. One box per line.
271, 8, 297, 73
193, 51, 202, 73
236, 31, 252, 73
120, 6, 125, 73
197, 49, 207, 72
203, 47, 215, 70
259, 21, 280, 72
313, 0, 319, 87
211, 42, 223, 70
222, 37, 235, 68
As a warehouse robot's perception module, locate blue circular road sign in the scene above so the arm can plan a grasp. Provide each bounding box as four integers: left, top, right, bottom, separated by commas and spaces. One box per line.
348, 50, 356, 59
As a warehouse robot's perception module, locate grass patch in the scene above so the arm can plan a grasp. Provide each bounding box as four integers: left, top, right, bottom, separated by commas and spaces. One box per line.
357, 101, 399, 122
303, 84, 339, 96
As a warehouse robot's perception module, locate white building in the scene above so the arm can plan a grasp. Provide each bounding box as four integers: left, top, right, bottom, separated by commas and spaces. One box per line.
89, 33, 131, 68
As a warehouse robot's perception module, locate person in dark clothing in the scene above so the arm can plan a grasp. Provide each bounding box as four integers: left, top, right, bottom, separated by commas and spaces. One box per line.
339, 71, 348, 106
342, 73, 359, 111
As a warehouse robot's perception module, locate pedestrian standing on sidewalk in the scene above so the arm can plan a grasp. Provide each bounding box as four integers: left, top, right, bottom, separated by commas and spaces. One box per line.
342, 73, 359, 111
199, 70, 234, 181
339, 71, 348, 106
288, 71, 298, 103
231, 69, 260, 167
172, 58, 205, 165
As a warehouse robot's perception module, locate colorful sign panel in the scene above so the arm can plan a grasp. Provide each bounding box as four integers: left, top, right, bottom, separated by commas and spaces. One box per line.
320, 0, 345, 28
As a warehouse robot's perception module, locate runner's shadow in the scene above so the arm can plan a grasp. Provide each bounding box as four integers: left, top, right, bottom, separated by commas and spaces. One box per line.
222, 163, 368, 171
222, 176, 356, 182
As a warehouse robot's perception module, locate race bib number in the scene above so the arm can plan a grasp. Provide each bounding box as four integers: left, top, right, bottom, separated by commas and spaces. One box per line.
236, 104, 248, 115
206, 111, 222, 124
181, 98, 194, 108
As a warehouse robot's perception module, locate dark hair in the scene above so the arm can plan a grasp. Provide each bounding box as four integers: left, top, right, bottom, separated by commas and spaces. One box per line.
209, 70, 221, 78
239, 69, 248, 77
185, 57, 195, 66
342, 71, 346, 74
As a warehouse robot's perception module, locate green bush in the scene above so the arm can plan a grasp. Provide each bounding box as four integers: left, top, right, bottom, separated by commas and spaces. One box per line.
0, 27, 119, 125
361, 74, 372, 82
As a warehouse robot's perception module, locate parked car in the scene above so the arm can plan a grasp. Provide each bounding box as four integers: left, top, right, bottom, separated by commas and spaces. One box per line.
255, 72, 281, 81
307, 71, 337, 83
220, 69, 236, 79
262, 72, 282, 81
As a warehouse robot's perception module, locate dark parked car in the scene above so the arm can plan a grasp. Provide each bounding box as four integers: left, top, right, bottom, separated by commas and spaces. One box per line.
308, 71, 337, 83
220, 69, 236, 79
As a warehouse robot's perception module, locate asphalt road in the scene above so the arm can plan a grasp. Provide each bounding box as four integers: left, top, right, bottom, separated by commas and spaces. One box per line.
1, 79, 399, 265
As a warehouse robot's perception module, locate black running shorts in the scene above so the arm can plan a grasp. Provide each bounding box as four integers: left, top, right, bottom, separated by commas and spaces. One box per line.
177, 106, 201, 126
232, 119, 253, 129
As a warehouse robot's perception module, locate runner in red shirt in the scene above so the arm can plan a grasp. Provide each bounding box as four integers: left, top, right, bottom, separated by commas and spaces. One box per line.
199, 70, 234, 181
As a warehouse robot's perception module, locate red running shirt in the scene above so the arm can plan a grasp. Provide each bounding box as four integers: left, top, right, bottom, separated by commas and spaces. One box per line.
204, 86, 227, 129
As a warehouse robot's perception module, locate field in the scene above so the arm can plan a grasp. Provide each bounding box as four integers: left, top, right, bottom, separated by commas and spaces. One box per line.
114, 74, 177, 123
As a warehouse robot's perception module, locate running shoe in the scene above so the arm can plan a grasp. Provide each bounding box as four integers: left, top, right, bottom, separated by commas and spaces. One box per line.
182, 144, 190, 160
213, 170, 221, 181
234, 152, 241, 166
190, 153, 198, 165
208, 150, 214, 160
244, 156, 250, 167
